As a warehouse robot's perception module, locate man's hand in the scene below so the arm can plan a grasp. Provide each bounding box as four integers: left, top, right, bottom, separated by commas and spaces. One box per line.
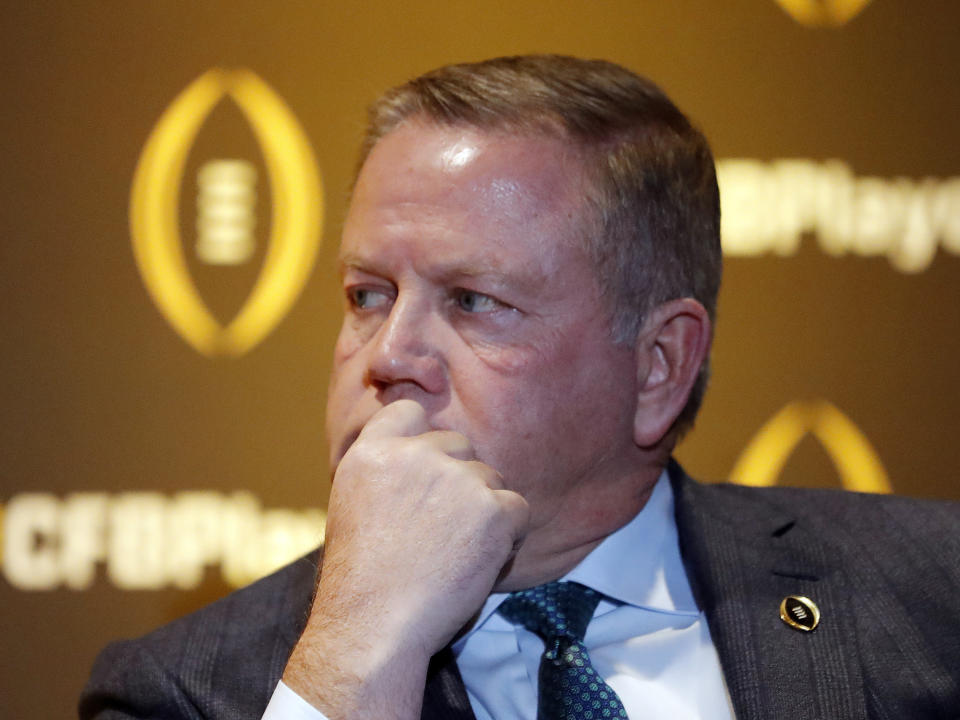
282, 400, 530, 720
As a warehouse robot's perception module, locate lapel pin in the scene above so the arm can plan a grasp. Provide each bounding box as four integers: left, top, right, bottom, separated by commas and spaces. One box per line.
780, 595, 820, 632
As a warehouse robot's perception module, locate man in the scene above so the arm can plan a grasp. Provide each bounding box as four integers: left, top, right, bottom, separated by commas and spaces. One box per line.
82, 56, 960, 720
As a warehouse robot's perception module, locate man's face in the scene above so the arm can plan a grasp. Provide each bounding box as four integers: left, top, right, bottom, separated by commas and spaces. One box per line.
326, 121, 642, 544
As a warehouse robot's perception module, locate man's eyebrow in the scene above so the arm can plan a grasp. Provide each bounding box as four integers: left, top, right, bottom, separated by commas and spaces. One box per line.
434, 262, 515, 281
337, 253, 365, 273
338, 252, 538, 285
337, 253, 388, 277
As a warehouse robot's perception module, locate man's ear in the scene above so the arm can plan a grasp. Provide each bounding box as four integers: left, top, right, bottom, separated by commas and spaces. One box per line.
633, 298, 712, 448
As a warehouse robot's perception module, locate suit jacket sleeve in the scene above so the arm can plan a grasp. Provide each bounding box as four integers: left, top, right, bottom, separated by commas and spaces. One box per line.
79, 552, 320, 720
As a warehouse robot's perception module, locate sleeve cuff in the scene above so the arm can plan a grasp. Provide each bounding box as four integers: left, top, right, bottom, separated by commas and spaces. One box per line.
262, 680, 331, 720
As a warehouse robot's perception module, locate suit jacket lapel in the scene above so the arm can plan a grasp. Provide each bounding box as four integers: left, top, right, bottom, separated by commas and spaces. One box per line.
671, 463, 868, 720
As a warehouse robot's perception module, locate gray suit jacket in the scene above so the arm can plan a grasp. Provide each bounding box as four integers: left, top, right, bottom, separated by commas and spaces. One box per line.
80, 465, 960, 719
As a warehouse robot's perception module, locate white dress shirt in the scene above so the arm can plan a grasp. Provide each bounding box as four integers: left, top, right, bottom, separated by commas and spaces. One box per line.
264, 472, 736, 719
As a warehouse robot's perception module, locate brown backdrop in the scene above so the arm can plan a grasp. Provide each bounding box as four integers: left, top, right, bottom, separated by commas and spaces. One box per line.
2, 1, 958, 717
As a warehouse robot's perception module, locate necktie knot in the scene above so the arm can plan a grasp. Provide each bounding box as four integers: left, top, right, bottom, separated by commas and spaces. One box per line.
499, 580, 600, 644
499, 581, 629, 719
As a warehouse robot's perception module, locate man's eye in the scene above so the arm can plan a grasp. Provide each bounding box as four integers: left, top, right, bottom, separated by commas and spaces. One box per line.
455, 290, 500, 313
347, 287, 390, 309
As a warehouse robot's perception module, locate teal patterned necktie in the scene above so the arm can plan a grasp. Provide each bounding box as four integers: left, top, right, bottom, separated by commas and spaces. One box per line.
499, 581, 629, 720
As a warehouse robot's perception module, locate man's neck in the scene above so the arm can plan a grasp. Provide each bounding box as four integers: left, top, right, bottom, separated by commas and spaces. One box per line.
493, 463, 662, 592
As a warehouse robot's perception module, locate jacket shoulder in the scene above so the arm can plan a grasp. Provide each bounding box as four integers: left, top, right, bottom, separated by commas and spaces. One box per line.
79, 550, 320, 720
688, 479, 959, 542
674, 471, 960, 717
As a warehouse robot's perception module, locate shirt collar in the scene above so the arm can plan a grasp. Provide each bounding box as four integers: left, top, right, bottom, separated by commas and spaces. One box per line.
454, 469, 698, 651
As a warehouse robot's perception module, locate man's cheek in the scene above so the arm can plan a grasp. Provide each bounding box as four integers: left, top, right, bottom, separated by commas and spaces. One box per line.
327, 394, 384, 467
325, 387, 357, 466
332, 331, 364, 365
468, 341, 539, 376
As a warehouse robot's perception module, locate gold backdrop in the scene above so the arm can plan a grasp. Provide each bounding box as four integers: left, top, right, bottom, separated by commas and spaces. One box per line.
2, 1, 959, 717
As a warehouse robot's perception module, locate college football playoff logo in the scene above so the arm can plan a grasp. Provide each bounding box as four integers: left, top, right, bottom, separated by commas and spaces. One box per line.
130, 69, 323, 357
773, 0, 873, 26
730, 400, 891, 493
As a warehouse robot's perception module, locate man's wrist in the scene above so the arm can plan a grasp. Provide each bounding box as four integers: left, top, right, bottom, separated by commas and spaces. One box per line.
281, 624, 430, 720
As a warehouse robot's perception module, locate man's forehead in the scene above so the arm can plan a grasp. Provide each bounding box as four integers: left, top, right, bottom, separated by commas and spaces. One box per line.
349, 121, 588, 221
339, 122, 593, 283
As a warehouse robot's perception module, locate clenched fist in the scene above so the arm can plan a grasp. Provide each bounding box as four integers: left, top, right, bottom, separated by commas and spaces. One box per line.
283, 400, 529, 720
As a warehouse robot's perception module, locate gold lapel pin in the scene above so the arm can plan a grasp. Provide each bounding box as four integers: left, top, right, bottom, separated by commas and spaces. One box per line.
780, 595, 820, 632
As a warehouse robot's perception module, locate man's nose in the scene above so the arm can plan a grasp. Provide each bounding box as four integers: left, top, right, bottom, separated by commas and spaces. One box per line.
364, 296, 446, 396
